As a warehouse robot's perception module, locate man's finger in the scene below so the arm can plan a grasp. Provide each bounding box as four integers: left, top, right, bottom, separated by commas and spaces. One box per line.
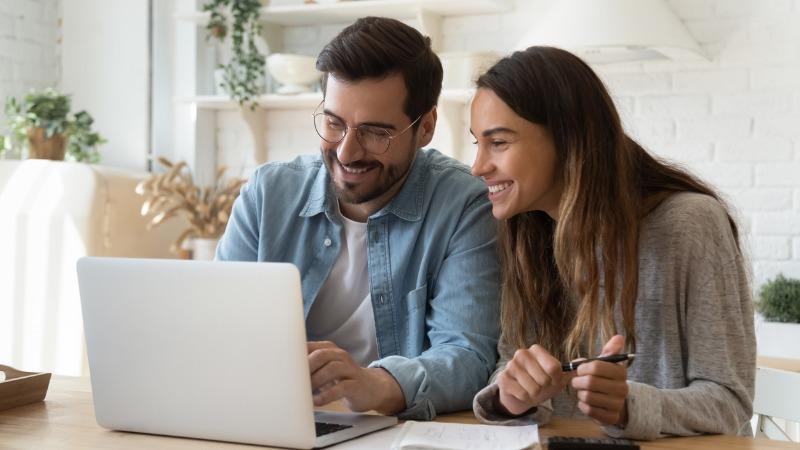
308, 347, 347, 373
307, 341, 337, 353
313, 380, 336, 395
310, 360, 355, 390
313, 381, 345, 406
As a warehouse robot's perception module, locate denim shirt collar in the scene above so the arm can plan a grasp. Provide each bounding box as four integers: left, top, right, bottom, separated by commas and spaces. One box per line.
299, 163, 337, 220
299, 149, 426, 222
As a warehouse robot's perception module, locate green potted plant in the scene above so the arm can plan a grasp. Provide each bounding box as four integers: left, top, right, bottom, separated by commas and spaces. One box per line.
203, 0, 266, 107
4, 88, 105, 163
755, 274, 800, 359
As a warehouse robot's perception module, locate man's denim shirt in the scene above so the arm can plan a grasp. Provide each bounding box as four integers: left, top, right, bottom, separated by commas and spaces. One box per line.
216, 148, 500, 420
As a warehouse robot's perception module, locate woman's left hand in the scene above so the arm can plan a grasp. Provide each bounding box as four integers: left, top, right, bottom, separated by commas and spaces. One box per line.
570, 335, 629, 427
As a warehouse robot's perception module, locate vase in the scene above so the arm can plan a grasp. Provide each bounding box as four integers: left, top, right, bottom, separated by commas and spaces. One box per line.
27, 128, 66, 160
192, 238, 219, 261
266, 53, 320, 95
755, 316, 800, 359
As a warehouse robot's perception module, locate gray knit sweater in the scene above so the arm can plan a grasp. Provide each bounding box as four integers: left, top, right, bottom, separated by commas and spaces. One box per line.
473, 192, 756, 440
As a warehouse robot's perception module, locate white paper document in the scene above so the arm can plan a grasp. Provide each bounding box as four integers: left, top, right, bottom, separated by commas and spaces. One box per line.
390, 421, 539, 450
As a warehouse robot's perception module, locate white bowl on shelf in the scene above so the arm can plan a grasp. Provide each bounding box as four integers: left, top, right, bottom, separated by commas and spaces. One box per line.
266, 53, 321, 95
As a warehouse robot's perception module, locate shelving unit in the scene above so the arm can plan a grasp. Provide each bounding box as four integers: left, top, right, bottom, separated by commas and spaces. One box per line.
171, 0, 508, 184
175, 0, 511, 26
178, 89, 474, 111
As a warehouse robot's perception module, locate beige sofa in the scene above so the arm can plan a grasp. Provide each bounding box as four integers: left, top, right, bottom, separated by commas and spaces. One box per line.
0, 160, 183, 376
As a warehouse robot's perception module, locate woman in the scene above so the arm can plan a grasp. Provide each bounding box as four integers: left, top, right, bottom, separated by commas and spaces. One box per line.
470, 46, 755, 440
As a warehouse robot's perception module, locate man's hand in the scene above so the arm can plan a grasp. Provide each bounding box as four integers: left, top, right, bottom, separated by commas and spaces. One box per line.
307, 341, 405, 415
570, 335, 629, 427
496, 344, 573, 416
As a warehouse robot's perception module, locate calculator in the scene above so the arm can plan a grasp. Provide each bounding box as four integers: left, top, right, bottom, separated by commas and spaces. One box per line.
546, 436, 640, 449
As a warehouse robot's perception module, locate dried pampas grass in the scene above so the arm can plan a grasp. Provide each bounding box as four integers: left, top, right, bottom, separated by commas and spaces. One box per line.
135, 157, 246, 253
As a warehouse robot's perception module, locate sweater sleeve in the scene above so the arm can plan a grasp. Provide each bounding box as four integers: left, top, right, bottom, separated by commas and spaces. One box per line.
605, 246, 756, 439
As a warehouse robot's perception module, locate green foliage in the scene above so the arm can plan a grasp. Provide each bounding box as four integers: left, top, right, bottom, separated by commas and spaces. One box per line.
757, 274, 800, 323
202, 0, 265, 108
0, 133, 20, 159
3, 88, 105, 163
5, 88, 71, 141
67, 111, 105, 163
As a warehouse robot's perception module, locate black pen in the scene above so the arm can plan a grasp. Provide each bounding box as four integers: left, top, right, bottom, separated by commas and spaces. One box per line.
561, 353, 636, 372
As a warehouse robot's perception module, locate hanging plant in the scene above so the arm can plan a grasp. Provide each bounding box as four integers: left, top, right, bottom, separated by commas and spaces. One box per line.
202, 0, 265, 108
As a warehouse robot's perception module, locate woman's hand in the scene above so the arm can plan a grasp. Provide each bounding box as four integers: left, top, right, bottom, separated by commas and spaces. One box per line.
570, 335, 629, 426
496, 344, 572, 416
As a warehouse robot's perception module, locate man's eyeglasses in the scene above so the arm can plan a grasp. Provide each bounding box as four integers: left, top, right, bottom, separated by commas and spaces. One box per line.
312, 103, 422, 155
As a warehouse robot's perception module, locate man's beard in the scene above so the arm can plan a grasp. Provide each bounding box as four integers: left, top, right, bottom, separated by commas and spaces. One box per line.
321, 146, 415, 205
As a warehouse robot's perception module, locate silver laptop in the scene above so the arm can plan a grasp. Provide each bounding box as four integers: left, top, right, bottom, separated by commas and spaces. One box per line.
77, 257, 397, 449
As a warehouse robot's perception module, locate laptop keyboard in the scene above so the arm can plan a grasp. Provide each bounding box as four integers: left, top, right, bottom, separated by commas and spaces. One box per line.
315, 421, 353, 437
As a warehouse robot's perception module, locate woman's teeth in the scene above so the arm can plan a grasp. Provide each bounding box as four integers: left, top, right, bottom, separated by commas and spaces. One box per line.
488, 182, 511, 194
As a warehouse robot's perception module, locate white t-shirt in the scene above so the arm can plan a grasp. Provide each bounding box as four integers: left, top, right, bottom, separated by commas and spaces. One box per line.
305, 210, 378, 367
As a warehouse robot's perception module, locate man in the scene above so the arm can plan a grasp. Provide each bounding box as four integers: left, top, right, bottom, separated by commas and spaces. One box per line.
216, 17, 499, 420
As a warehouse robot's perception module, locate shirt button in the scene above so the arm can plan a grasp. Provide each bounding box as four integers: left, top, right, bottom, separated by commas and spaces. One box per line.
323, 238, 332, 247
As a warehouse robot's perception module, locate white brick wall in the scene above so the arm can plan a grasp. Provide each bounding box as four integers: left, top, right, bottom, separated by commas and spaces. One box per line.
753, 236, 792, 260
214, 0, 800, 287
726, 188, 793, 211
0, 0, 61, 131
794, 237, 800, 259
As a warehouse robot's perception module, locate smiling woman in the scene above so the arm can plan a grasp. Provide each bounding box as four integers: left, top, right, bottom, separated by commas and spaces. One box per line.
471, 88, 562, 220
470, 46, 756, 441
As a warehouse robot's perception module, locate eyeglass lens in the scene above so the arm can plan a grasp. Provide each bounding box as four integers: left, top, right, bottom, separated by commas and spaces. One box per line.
313, 113, 392, 154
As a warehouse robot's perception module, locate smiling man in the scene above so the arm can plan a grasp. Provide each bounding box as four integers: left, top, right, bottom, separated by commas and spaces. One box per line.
216, 17, 500, 420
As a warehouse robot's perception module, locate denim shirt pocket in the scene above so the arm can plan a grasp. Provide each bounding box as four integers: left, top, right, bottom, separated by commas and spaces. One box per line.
403, 284, 428, 353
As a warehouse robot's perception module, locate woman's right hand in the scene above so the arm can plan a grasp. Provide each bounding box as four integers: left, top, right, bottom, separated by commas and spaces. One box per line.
496, 344, 571, 415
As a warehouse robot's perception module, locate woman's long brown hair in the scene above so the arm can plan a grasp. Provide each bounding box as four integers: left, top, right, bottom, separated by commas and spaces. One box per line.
477, 47, 740, 360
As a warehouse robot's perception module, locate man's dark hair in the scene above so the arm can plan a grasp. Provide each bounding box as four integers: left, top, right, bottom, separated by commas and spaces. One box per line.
316, 16, 443, 125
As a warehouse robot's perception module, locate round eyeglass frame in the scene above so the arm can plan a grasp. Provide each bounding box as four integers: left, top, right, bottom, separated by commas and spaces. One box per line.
312, 102, 423, 155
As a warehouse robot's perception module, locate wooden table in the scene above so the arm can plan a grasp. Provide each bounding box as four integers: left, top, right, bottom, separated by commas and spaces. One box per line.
1, 376, 798, 449
758, 356, 800, 373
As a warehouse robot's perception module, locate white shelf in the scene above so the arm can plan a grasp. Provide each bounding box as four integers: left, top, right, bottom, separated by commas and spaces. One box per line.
175, 0, 511, 26
179, 93, 323, 110
170, 0, 498, 176
178, 89, 474, 110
